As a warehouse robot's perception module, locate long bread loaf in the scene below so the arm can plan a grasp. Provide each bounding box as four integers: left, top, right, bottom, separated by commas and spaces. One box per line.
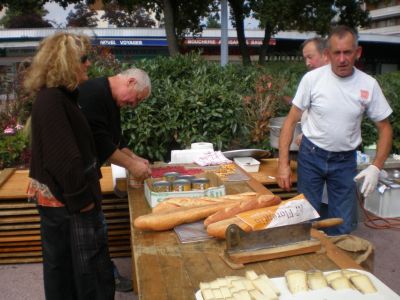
152, 192, 259, 213
152, 197, 229, 213
134, 202, 238, 231
204, 194, 281, 226
206, 216, 252, 239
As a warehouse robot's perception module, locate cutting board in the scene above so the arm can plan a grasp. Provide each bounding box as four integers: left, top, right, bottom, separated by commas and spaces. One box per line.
221, 238, 322, 269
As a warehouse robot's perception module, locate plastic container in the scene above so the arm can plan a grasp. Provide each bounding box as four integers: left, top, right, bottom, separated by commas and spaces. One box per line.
234, 157, 260, 173
144, 173, 225, 208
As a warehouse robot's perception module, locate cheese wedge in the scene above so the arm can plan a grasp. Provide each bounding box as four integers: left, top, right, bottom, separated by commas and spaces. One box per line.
330, 276, 353, 290
285, 270, 308, 294
350, 274, 378, 294
325, 271, 343, 283
252, 277, 278, 299
307, 270, 328, 290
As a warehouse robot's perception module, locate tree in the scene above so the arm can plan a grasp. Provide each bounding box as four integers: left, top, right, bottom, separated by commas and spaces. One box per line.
0, 1, 52, 28
67, 2, 98, 27
206, 13, 221, 29
229, 0, 251, 65
249, 0, 375, 65
102, 0, 218, 56
102, 1, 156, 27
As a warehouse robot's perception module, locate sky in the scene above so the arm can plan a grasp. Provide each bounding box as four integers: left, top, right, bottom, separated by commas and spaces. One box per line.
44, 2, 75, 27
43, 2, 259, 29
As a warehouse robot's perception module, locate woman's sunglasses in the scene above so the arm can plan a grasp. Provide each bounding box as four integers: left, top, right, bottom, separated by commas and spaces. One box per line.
80, 55, 88, 63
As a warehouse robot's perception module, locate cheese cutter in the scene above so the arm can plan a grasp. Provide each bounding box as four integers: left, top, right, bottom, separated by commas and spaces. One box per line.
220, 218, 343, 269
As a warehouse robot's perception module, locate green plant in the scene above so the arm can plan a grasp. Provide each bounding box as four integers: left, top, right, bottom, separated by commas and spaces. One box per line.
376, 71, 400, 153
121, 53, 256, 161
0, 130, 29, 169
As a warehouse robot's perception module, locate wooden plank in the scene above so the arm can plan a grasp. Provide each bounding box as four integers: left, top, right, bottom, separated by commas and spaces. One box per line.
0, 209, 39, 216
0, 229, 39, 236
0, 202, 37, 209
0, 223, 40, 230
0, 216, 40, 224
0, 166, 115, 199
0, 246, 41, 253
0, 168, 15, 189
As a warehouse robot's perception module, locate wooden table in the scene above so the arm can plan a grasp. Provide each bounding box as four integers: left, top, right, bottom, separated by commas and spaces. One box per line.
248, 158, 297, 185
128, 168, 362, 300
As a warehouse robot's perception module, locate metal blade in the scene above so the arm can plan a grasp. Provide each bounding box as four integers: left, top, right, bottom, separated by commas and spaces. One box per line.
225, 223, 312, 254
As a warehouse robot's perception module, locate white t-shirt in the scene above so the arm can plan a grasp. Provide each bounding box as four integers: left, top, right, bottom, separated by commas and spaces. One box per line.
292, 65, 392, 151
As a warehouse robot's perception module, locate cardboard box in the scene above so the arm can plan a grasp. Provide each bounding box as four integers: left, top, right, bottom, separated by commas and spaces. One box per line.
144, 172, 226, 208
234, 157, 260, 173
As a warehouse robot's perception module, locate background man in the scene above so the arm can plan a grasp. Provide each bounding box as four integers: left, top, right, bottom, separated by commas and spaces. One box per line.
277, 26, 392, 235
297, 37, 330, 214
301, 37, 329, 71
78, 68, 152, 292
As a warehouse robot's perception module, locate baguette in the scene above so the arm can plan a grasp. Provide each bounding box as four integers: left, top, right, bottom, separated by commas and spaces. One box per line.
204, 194, 281, 226
134, 202, 238, 231
206, 216, 252, 239
152, 192, 258, 213
152, 197, 233, 213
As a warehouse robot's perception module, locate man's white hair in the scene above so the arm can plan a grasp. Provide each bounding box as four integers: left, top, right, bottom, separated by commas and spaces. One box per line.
120, 68, 151, 96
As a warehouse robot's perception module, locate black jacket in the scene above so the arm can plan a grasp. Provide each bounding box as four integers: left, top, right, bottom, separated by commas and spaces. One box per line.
29, 87, 102, 213
78, 77, 127, 169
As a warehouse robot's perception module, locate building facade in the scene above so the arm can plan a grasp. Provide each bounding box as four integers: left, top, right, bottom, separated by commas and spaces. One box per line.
361, 0, 400, 35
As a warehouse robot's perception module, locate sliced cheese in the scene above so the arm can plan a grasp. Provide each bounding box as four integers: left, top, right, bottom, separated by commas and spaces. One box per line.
242, 279, 255, 291
233, 290, 252, 300
350, 274, 378, 294
211, 288, 224, 299
285, 270, 308, 294
245, 270, 259, 281
249, 289, 273, 300
307, 270, 328, 290
330, 276, 353, 290
341, 269, 362, 279
325, 271, 343, 283
258, 274, 280, 295
252, 277, 278, 300
220, 286, 232, 298
231, 279, 246, 290
199, 282, 211, 290
201, 288, 214, 300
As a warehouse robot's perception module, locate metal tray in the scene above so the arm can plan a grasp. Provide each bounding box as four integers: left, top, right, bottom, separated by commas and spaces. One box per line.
222, 149, 270, 160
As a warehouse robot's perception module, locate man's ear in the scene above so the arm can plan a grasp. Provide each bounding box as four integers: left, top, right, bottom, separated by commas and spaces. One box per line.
127, 77, 137, 86
356, 46, 362, 60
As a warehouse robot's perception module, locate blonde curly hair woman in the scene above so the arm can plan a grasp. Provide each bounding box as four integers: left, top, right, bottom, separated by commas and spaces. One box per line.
25, 32, 115, 300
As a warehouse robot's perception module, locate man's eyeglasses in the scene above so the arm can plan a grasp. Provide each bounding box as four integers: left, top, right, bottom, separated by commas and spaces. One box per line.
80, 55, 88, 64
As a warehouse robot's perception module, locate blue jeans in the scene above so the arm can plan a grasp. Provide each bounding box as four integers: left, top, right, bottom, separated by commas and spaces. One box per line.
297, 136, 358, 235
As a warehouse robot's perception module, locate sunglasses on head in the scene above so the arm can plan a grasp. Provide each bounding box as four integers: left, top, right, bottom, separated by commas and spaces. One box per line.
80, 55, 88, 63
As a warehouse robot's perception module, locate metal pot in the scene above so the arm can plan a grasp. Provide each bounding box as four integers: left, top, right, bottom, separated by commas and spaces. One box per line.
268, 117, 302, 151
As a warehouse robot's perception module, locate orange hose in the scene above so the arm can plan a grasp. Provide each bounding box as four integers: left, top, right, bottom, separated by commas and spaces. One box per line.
356, 189, 400, 230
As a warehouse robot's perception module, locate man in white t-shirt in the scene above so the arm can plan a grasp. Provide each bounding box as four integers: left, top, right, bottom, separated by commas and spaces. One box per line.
277, 25, 393, 235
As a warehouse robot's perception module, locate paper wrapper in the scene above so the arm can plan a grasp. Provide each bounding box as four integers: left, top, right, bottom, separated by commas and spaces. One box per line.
237, 194, 320, 230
